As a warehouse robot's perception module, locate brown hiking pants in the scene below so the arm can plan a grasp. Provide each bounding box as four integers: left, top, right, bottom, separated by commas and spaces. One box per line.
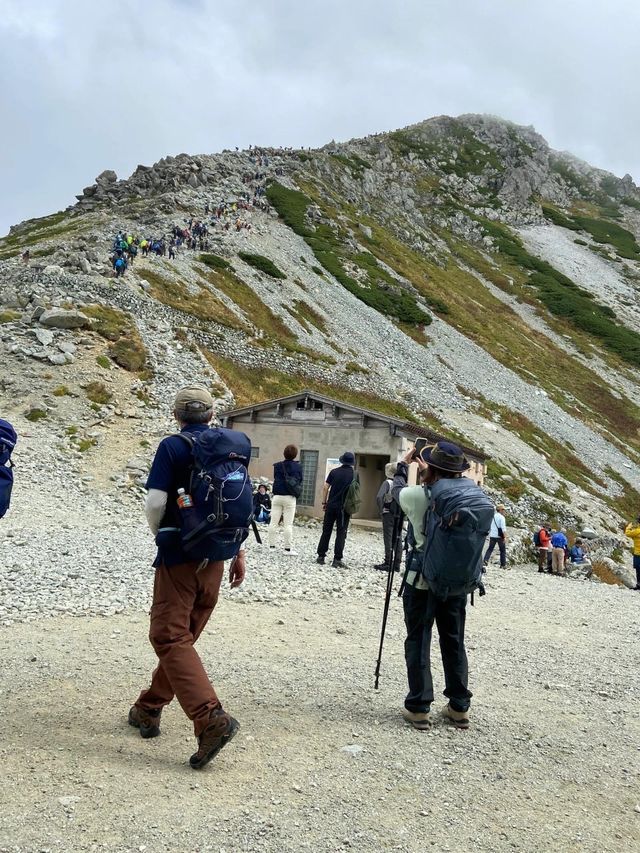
135, 560, 224, 737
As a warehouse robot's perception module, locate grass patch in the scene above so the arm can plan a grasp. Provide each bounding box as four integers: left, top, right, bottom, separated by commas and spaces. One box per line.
137, 267, 247, 333
542, 202, 640, 258
200, 266, 331, 362
286, 299, 328, 334
0, 310, 20, 324
389, 121, 503, 177
76, 438, 98, 453
590, 559, 626, 587
52, 385, 72, 397
96, 355, 111, 369
199, 253, 232, 271
266, 182, 431, 325
84, 381, 112, 405
345, 361, 369, 374
65, 426, 78, 436
622, 196, 640, 212
473, 215, 640, 368
205, 352, 420, 422
24, 408, 47, 422
238, 252, 286, 279
82, 304, 150, 374
311, 265, 324, 276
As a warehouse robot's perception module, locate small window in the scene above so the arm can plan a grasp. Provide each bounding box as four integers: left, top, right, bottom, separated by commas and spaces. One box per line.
313, 401, 323, 410
299, 449, 319, 505
250, 447, 260, 458
296, 400, 306, 410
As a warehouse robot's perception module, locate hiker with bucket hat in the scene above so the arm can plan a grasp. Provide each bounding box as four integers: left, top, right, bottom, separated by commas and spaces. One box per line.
392, 440, 490, 731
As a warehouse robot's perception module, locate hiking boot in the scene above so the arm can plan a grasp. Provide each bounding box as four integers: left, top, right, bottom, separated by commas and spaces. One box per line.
442, 703, 470, 730
374, 562, 389, 571
128, 705, 162, 739
190, 708, 239, 770
402, 708, 433, 731
315, 555, 325, 565
332, 559, 349, 569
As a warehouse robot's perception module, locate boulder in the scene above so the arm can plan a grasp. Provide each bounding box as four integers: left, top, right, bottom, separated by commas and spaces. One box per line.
39, 308, 90, 330
43, 265, 65, 277
34, 328, 55, 347
79, 257, 91, 275
96, 170, 117, 184
48, 353, 67, 366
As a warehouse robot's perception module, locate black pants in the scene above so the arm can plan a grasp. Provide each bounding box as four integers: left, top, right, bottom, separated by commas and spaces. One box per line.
382, 512, 402, 568
484, 536, 506, 567
317, 505, 350, 560
402, 584, 472, 713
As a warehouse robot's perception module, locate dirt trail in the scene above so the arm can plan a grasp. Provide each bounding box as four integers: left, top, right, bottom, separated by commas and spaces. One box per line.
1, 572, 639, 853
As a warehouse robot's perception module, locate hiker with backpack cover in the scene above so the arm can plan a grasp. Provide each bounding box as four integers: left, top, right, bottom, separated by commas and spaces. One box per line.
130, 386, 251, 769
393, 441, 493, 731
0, 419, 17, 519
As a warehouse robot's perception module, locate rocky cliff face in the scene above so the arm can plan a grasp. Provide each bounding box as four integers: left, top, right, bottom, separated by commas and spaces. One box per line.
1, 113, 640, 573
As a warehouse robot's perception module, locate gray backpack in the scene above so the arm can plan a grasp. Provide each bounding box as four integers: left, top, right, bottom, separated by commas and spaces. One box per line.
419, 478, 494, 599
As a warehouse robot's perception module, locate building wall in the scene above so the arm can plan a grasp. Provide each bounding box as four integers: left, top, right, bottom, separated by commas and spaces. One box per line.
226, 404, 486, 516
228, 418, 404, 518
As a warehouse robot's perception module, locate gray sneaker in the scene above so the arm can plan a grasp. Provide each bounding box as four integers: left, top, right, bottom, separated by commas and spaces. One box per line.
402, 708, 433, 731
332, 559, 349, 569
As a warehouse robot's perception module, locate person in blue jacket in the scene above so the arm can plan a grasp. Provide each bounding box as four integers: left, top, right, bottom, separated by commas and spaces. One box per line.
550, 528, 568, 575
268, 444, 303, 555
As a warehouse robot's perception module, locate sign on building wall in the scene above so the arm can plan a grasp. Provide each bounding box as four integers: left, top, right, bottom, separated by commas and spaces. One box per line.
325, 457, 341, 480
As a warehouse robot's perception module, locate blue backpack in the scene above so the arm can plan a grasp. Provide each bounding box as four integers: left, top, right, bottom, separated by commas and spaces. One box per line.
0, 419, 17, 519
178, 428, 254, 561
418, 477, 494, 599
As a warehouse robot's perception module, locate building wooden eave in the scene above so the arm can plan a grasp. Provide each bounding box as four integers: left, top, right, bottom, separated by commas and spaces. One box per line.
220, 390, 489, 462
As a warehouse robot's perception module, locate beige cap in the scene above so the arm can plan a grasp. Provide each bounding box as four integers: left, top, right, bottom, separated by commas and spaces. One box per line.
173, 385, 214, 412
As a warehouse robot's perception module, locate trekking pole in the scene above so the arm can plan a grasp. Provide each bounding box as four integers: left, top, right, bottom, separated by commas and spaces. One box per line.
374, 511, 404, 690
251, 519, 262, 545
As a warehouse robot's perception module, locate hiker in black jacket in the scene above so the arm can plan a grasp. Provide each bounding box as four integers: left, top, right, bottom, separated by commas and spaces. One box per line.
316, 451, 355, 569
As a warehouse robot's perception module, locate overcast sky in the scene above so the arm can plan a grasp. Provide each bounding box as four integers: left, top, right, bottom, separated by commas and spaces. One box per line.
2, 0, 639, 235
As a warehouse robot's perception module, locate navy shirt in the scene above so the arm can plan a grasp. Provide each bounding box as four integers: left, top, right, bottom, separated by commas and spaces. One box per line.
272, 459, 303, 496
146, 423, 209, 567
326, 464, 355, 509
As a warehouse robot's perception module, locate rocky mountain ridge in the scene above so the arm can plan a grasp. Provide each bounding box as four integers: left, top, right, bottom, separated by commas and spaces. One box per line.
2, 113, 640, 582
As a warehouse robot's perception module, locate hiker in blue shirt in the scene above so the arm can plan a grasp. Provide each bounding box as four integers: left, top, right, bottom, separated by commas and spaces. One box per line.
550, 529, 568, 575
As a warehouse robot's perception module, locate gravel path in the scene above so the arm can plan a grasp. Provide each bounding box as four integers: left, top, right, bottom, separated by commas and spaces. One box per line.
1, 563, 639, 853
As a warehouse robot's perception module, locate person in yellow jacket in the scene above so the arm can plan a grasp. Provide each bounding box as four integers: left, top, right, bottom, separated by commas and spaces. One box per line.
623, 516, 640, 590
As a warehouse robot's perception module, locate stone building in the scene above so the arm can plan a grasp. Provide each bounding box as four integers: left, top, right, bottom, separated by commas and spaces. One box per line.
221, 390, 488, 520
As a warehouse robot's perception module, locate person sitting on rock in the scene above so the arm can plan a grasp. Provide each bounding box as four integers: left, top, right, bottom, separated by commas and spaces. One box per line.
569, 538, 592, 576
253, 484, 271, 523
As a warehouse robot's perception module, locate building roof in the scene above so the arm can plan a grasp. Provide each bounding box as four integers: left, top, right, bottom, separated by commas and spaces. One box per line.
221, 389, 488, 461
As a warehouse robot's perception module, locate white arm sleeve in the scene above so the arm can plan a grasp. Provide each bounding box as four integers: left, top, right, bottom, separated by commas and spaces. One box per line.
145, 489, 168, 535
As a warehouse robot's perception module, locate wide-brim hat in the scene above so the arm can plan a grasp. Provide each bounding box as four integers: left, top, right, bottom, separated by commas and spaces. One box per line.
339, 451, 356, 465
420, 441, 470, 473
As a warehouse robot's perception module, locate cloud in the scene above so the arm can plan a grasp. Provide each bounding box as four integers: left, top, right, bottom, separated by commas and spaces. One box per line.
1, 0, 639, 234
